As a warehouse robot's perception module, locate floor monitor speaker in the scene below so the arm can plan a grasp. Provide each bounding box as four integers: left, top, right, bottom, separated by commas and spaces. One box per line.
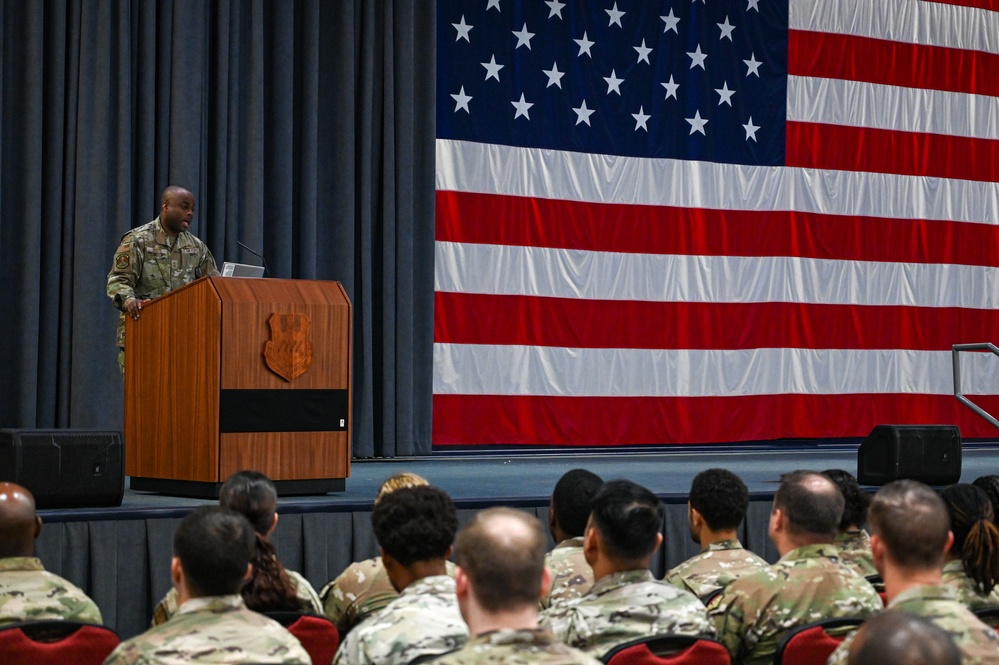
857, 424, 961, 486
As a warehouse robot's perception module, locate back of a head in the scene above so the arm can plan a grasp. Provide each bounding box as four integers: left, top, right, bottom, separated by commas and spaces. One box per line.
551, 468, 604, 537
847, 610, 960, 665
822, 469, 870, 531
372, 485, 458, 566
868, 480, 949, 570
174, 506, 256, 598
0, 482, 38, 559
773, 470, 844, 539
590, 480, 664, 563
972, 475, 999, 525
219, 470, 277, 535
689, 468, 750, 531
938, 483, 999, 595
456, 507, 547, 612
375, 472, 429, 504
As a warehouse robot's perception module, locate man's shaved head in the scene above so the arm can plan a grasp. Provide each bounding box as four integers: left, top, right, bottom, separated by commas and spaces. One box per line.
0, 483, 42, 558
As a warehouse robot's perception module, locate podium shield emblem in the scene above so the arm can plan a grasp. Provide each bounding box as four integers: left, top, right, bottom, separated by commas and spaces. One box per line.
263, 313, 314, 381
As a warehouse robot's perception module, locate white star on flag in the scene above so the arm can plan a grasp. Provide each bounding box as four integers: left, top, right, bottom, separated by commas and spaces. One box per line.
452, 16, 473, 42
743, 117, 760, 141
744, 52, 762, 76
482, 55, 503, 81
451, 86, 472, 113
543, 62, 565, 88
574, 32, 595, 57
632, 106, 651, 131
661, 75, 679, 100
573, 100, 595, 126
606, 3, 625, 27
511, 93, 533, 119
715, 82, 736, 106
603, 69, 624, 95
748, 0, 760, 11
686, 110, 708, 135
545, 0, 566, 19
486, 0, 501, 11
718, 17, 736, 41
634, 40, 652, 64
687, 45, 707, 70
661, 9, 680, 34
513, 23, 534, 49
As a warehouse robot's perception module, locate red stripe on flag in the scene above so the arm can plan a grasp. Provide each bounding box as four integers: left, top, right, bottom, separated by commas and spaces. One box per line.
787, 121, 999, 183
921, 0, 999, 11
432, 393, 999, 446
789, 30, 999, 97
436, 191, 999, 266
434, 293, 999, 351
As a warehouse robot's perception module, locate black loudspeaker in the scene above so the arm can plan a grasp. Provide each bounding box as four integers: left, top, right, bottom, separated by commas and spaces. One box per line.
857, 424, 962, 486
0, 429, 124, 508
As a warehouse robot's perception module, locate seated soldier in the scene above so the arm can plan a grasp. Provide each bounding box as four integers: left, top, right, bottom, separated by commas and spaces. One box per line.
434, 507, 602, 665
938, 483, 999, 609
0, 482, 102, 625
710, 470, 881, 665
334, 485, 468, 665
664, 468, 767, 600
823, 468, 878, 578
542, 468, 603, 609
542, 480, 715, 657
847, 610, 960, 665
152, 470, 321, 625
105, 506, 310, 665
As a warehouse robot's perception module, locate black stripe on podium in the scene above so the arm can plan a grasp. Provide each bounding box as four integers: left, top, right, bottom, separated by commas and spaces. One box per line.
219, 389, 349, 433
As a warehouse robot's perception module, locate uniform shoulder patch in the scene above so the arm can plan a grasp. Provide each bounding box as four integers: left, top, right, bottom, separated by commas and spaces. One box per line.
115, 253, 130, 270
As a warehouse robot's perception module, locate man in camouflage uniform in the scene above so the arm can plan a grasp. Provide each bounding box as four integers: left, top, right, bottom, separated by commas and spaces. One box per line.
541, 469, 603, 610
541, 480, 715, 658
823, 469, 879, 578
106, 185, 218, 371
434, 507, 601, 665
104, 506, 310, 665
846, 610, 961, 665
334, 485, 468, 665
709, 471, 881, 665
828, 480, 999, 665
0, 482, 102, 625
664, 468, 767, 602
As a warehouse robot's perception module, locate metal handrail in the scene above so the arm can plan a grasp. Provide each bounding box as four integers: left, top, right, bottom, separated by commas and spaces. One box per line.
952, 343, 999, 430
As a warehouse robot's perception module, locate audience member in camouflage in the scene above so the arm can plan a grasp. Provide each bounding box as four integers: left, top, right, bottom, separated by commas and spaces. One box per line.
843, 609, 961, 665
106, 506, 309, 665
711, 471, 881, 665
0, 482, 102, 626
334, 485, 467, 665
939, 483, 999, 610
823, 470, 878, 578
541, 469, 602, 610
321, 472, 436, 633
440, 508, 600, 665
833, 530, 878, 578
542, 481, 714, 657
665, 469, 767, 601
106, 185, 218, 370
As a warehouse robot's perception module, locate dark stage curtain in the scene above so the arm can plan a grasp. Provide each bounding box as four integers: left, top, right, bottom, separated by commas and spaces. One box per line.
0, 0, 435, 457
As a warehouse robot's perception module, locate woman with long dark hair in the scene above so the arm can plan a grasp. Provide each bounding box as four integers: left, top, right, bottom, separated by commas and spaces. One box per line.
938, 483, 999, 610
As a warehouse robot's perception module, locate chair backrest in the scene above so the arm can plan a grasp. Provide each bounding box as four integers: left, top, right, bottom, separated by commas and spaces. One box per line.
601, 634, 731, 665
972, 606, 999, 630
774, 617, 866, 665
0, 620, 120, 665
264, 611, 340, 665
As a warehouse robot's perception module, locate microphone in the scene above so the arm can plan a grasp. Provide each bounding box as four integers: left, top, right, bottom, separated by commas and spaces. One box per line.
236, 240, 270, 277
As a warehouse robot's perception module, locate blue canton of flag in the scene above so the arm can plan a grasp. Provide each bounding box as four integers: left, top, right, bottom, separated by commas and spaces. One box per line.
437, 0, 788, 165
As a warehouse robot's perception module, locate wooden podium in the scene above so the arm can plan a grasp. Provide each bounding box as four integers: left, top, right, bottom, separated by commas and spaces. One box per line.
124, 276, 351, 497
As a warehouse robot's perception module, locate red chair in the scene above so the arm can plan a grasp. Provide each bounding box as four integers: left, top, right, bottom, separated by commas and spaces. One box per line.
265, 611, 340, 665
0, 620, 120, 665
601, 634, 731, 665
774, 617, 865, 665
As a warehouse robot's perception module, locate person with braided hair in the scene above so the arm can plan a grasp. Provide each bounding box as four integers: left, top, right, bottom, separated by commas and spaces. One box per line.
938, 483, 999, 610
972, 475, 999, 527
151, 470, 322, 625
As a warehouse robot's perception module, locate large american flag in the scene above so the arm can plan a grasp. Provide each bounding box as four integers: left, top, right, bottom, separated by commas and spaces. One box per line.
433, 0, 999, 447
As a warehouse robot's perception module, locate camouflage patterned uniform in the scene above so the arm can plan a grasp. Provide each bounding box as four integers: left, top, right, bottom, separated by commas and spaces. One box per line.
333, 575, 468, 665
540, 569, 715, 658
709, 544, 881, 665
663, 539, 768, 600
106, 217, 218, 368
827, 584, 999, 665
104, 594, 310, 665
151, 569, 322, 626
0, 557, 102, 626
431, 627, 604, 665
833, 530, 879, 578
321, 557, 458, 634
941, 559, 999, 610
541, 538, 594, 610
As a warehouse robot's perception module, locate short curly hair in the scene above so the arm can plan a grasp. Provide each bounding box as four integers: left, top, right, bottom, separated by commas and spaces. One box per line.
688, 468, 749, 531
371, 485, 458, 566
551, 469, 603, 537
822, 469, 871, 531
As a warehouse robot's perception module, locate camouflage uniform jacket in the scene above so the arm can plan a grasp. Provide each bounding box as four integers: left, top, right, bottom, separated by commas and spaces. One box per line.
104, 594, 310, 665
333, 575, 469, 665
0, 557, 102, 626
106, 217, 218, 349
709, 543, 881, 665
541, 538, 594, 610
430, 627, 604, 665
941, 559, 999, 610
663, 539, 768, 600
151, 569, 322, 626
826, 584, 999, 665
833, 530, 879, 578
540, 568, 716, 658
321, 557, 458, 635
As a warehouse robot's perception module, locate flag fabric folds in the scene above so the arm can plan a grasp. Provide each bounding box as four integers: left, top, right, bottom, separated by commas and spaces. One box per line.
433, 0, 999, 447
